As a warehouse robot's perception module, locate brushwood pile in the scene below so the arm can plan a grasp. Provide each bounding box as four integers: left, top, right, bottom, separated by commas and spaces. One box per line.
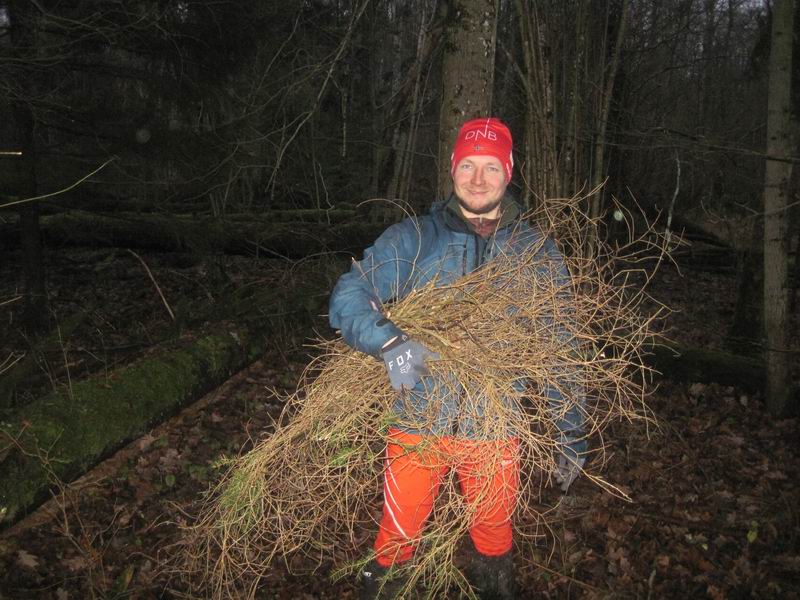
183, 199, 670, 599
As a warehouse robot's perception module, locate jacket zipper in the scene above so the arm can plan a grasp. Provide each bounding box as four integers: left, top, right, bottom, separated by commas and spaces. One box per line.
456, 227, 499, 436
464, 230, 497, 274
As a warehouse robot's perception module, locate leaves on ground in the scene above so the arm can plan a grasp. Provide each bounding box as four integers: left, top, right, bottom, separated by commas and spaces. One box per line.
0, 254, 798, 599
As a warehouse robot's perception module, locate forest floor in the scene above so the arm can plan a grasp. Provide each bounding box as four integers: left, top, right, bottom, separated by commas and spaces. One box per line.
0, 245, 799, 599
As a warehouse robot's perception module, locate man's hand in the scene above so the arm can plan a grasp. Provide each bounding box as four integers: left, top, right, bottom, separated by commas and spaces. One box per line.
381, 335, 437, 390
555, 436, 586, 492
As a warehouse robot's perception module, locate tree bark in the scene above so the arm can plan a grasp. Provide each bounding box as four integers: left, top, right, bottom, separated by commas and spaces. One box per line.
437, 0, 500, 197
18, 172, 46, 335
515, 0, 560, 206
563, 0, 589, 198
728, 220, 763, 355
762, 0, 795, 416
8, 0, 47, 335
589, 0, 629, 221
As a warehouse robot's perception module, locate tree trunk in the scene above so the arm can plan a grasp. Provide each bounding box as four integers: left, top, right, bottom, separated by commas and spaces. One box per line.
19, 201, 46, 334
437, 0, 500, 198
589, 0, 629, 221
396, 3, 434, 205
762, 0, 795, 416
8, 0, 47, 335
515, 0, 560, 206
700, 0, 718, 130
562, 0, 589, 198
650, 342, 764, 393
728, 220, 763, 355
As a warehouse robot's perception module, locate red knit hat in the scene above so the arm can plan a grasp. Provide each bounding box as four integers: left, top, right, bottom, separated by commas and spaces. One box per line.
450, 117, 514, 181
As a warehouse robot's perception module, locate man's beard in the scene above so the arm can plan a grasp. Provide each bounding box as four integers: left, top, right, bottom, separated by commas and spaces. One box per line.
456, 194, 502, 216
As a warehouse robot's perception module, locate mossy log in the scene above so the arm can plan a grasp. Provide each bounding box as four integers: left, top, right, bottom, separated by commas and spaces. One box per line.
0, 249, 338, 527
0, 212, 384, 257
0, 322, 272, 526
0, 260, 333, 528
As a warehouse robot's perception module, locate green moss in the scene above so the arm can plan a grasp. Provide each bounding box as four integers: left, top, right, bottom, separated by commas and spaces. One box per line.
0, 259, 343, 528
217, 467, 266, 534
0, 325, 259, 527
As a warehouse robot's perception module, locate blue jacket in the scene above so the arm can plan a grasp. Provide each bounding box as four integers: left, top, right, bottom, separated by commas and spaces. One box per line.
329, 196, 584, 440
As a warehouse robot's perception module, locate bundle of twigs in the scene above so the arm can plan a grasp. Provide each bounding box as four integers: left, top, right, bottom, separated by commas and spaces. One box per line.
182, 195, 672, 599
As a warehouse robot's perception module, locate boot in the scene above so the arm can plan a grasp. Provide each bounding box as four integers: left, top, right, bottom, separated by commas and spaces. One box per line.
360, 559, 410, 599
466, 550, 516, 600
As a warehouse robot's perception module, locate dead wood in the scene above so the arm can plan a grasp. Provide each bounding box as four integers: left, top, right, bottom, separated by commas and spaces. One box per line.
0, 212, 383, 258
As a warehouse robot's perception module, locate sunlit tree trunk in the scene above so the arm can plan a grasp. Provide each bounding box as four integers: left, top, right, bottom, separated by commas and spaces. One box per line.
437, 0, 499, 197
762, 0, 795, 416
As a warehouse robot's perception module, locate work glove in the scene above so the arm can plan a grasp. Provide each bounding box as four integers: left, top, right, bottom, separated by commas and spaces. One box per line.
555, 435, 586, 492
381, 334, 437, 390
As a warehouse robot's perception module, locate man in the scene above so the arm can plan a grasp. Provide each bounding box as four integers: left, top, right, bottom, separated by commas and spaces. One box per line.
329, 118, 585, 599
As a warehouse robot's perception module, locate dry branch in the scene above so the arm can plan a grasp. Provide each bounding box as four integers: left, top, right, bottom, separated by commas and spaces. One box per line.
181, 193, 673, 598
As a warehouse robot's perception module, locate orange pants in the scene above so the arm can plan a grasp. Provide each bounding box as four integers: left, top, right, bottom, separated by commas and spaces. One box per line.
374, 428, 519, 567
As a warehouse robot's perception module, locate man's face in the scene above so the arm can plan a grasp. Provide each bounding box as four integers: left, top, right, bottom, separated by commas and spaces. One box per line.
452, 155, 508, 219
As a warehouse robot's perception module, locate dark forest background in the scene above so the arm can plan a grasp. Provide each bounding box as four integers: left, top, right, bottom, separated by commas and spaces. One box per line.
0, 1, 798, 598
5, 0, 797, 402
2, 1, 793, 212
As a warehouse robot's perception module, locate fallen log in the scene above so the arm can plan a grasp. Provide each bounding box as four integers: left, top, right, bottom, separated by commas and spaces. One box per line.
648, 341, 800, 412
1, 338, 788, 528
0, 323, 263, 526
650, 341, 763, 391
0, 212, 384, 257
662, 214, 731, 247
32, 201, 359, 222
670, 244, 737, 272
0, 272, 332, 528
0, 255, 788, 528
